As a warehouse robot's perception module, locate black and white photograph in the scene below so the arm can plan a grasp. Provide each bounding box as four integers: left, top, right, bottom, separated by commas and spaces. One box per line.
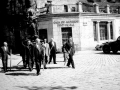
0, 0, 120, 90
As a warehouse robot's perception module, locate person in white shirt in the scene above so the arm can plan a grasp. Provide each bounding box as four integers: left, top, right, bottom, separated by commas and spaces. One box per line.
0, 42, 11, 72
42, 39, 50, 68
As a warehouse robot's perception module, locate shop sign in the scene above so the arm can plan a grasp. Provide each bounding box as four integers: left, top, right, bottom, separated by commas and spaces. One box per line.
83, 22, 87, 26
53, 20, 79, 27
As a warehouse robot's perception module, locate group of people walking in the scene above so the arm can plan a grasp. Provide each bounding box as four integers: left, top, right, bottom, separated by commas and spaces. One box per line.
20, 36, 57, 75
0, 35, 75, 75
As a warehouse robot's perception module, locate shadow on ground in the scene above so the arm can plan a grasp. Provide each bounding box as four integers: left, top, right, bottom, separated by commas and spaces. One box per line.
95, 51, 120, 55
7, 65, 31, 72
0, 65, 32, 74
0, 64, 69, 73
5, 72, 36, 76
47, 66, 68, 69
17, 86, 78, 90
1, 65, 69, 76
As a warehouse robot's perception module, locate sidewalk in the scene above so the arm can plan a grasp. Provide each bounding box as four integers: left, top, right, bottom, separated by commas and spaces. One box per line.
0, 50, 120, 90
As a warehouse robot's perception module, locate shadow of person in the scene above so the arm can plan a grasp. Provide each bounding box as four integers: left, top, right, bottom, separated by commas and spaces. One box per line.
7, 65, 36, 72
47, 67, 68, 69
5, 72, 36, 76
16, 86, 78, 90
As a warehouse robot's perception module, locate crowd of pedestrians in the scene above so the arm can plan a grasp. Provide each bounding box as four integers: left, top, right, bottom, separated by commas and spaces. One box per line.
0, 35, 75, 75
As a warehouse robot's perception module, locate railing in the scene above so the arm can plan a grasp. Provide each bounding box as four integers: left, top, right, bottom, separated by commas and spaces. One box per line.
110, 6, 120, 14
68, 4, 78, 12
37, 7, 47, 14
99, 7, 107, 13
52, 4, 78, 13
33, 3, 120, 15
82, 3, 95, 13
52, 5, 65, 13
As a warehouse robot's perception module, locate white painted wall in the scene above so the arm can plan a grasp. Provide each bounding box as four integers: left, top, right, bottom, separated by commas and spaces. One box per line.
52, 17, 80, 51
79, 15, 120, 50
37, 14, 120, 51
79, 16, 95, 50
114, 18, 120, 39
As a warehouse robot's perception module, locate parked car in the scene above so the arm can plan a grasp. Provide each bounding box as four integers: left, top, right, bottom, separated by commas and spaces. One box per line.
95, 44, 103, 51
102, 36, 120, 54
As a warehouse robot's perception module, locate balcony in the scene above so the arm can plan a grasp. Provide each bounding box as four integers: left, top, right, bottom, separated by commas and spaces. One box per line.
82, 3, 95, 13
34, 2, 120, 16
110, 6, 120, 14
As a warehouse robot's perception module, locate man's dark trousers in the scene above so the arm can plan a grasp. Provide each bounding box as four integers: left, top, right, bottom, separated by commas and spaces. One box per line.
49, 50, 56, 64
2, 57, 8, 72
67, 54, 75, 68
35, 58, 41, 75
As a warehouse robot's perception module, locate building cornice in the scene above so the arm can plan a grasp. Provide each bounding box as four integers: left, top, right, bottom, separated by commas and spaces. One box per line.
37, 12, 120, 21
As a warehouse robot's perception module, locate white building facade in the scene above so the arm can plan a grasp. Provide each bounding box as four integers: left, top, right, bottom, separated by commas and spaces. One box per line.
35, 0, 120, 51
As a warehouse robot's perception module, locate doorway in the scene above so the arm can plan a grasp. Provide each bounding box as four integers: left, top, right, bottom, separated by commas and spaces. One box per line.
61, 27, 72, 43
39, 29, 48, 40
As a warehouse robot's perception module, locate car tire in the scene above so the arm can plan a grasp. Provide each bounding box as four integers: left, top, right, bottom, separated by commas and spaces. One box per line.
112, 50, 118, 54
103, 45, 110, 54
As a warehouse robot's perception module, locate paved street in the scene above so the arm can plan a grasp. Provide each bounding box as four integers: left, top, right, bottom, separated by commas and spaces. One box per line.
0, 50, 120, 90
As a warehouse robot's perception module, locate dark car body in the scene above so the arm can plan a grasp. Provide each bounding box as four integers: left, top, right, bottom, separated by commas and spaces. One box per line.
102, 36, 120, 54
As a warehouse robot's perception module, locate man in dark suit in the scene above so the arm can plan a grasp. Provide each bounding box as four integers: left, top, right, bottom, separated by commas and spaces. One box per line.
66, 37, 75, 69
20, 39, 27, 68
49, 38, 57, 64
33, 38, 45, 75
26, 39, 34, 71
62, 41, 68, 62
0, 42, 11, 72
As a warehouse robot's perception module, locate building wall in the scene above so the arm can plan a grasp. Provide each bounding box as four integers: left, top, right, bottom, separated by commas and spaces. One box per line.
37, 15, 120, 51
79, 17, 95, 50
79, 15, 120, 50
52, 17, 80, 51
37, 20, 53, 42
114, 18, 120, 39
36, 0, 120, 51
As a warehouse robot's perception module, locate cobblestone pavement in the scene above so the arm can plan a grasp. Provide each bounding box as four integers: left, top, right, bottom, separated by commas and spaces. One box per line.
0, 51, 120, 90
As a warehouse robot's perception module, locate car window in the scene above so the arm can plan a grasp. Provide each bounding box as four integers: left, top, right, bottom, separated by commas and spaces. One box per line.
117, 36, 120, 41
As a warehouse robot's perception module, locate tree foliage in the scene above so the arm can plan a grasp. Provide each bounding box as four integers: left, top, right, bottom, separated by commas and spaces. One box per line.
0, 0, 33, 53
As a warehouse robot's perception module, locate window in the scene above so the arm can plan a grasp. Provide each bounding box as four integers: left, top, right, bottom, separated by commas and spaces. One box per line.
116, 0, 120, 2
71, 7, 76, 12
87, 0, 94, 3
95, 0, 101, 2
93, 22, 97, 41
93, 21, 114, 41
64, 5, 68, 12
99, 22, 107, 40
110, 22, 113, 39
107, 0, 116, 3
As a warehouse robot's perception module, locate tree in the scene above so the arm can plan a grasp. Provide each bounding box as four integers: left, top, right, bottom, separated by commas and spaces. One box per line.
0, 0, 35, 53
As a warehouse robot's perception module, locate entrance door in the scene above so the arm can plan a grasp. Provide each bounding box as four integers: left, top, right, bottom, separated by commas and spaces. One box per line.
61, 27, 72, 43
39, 29, 47, 40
